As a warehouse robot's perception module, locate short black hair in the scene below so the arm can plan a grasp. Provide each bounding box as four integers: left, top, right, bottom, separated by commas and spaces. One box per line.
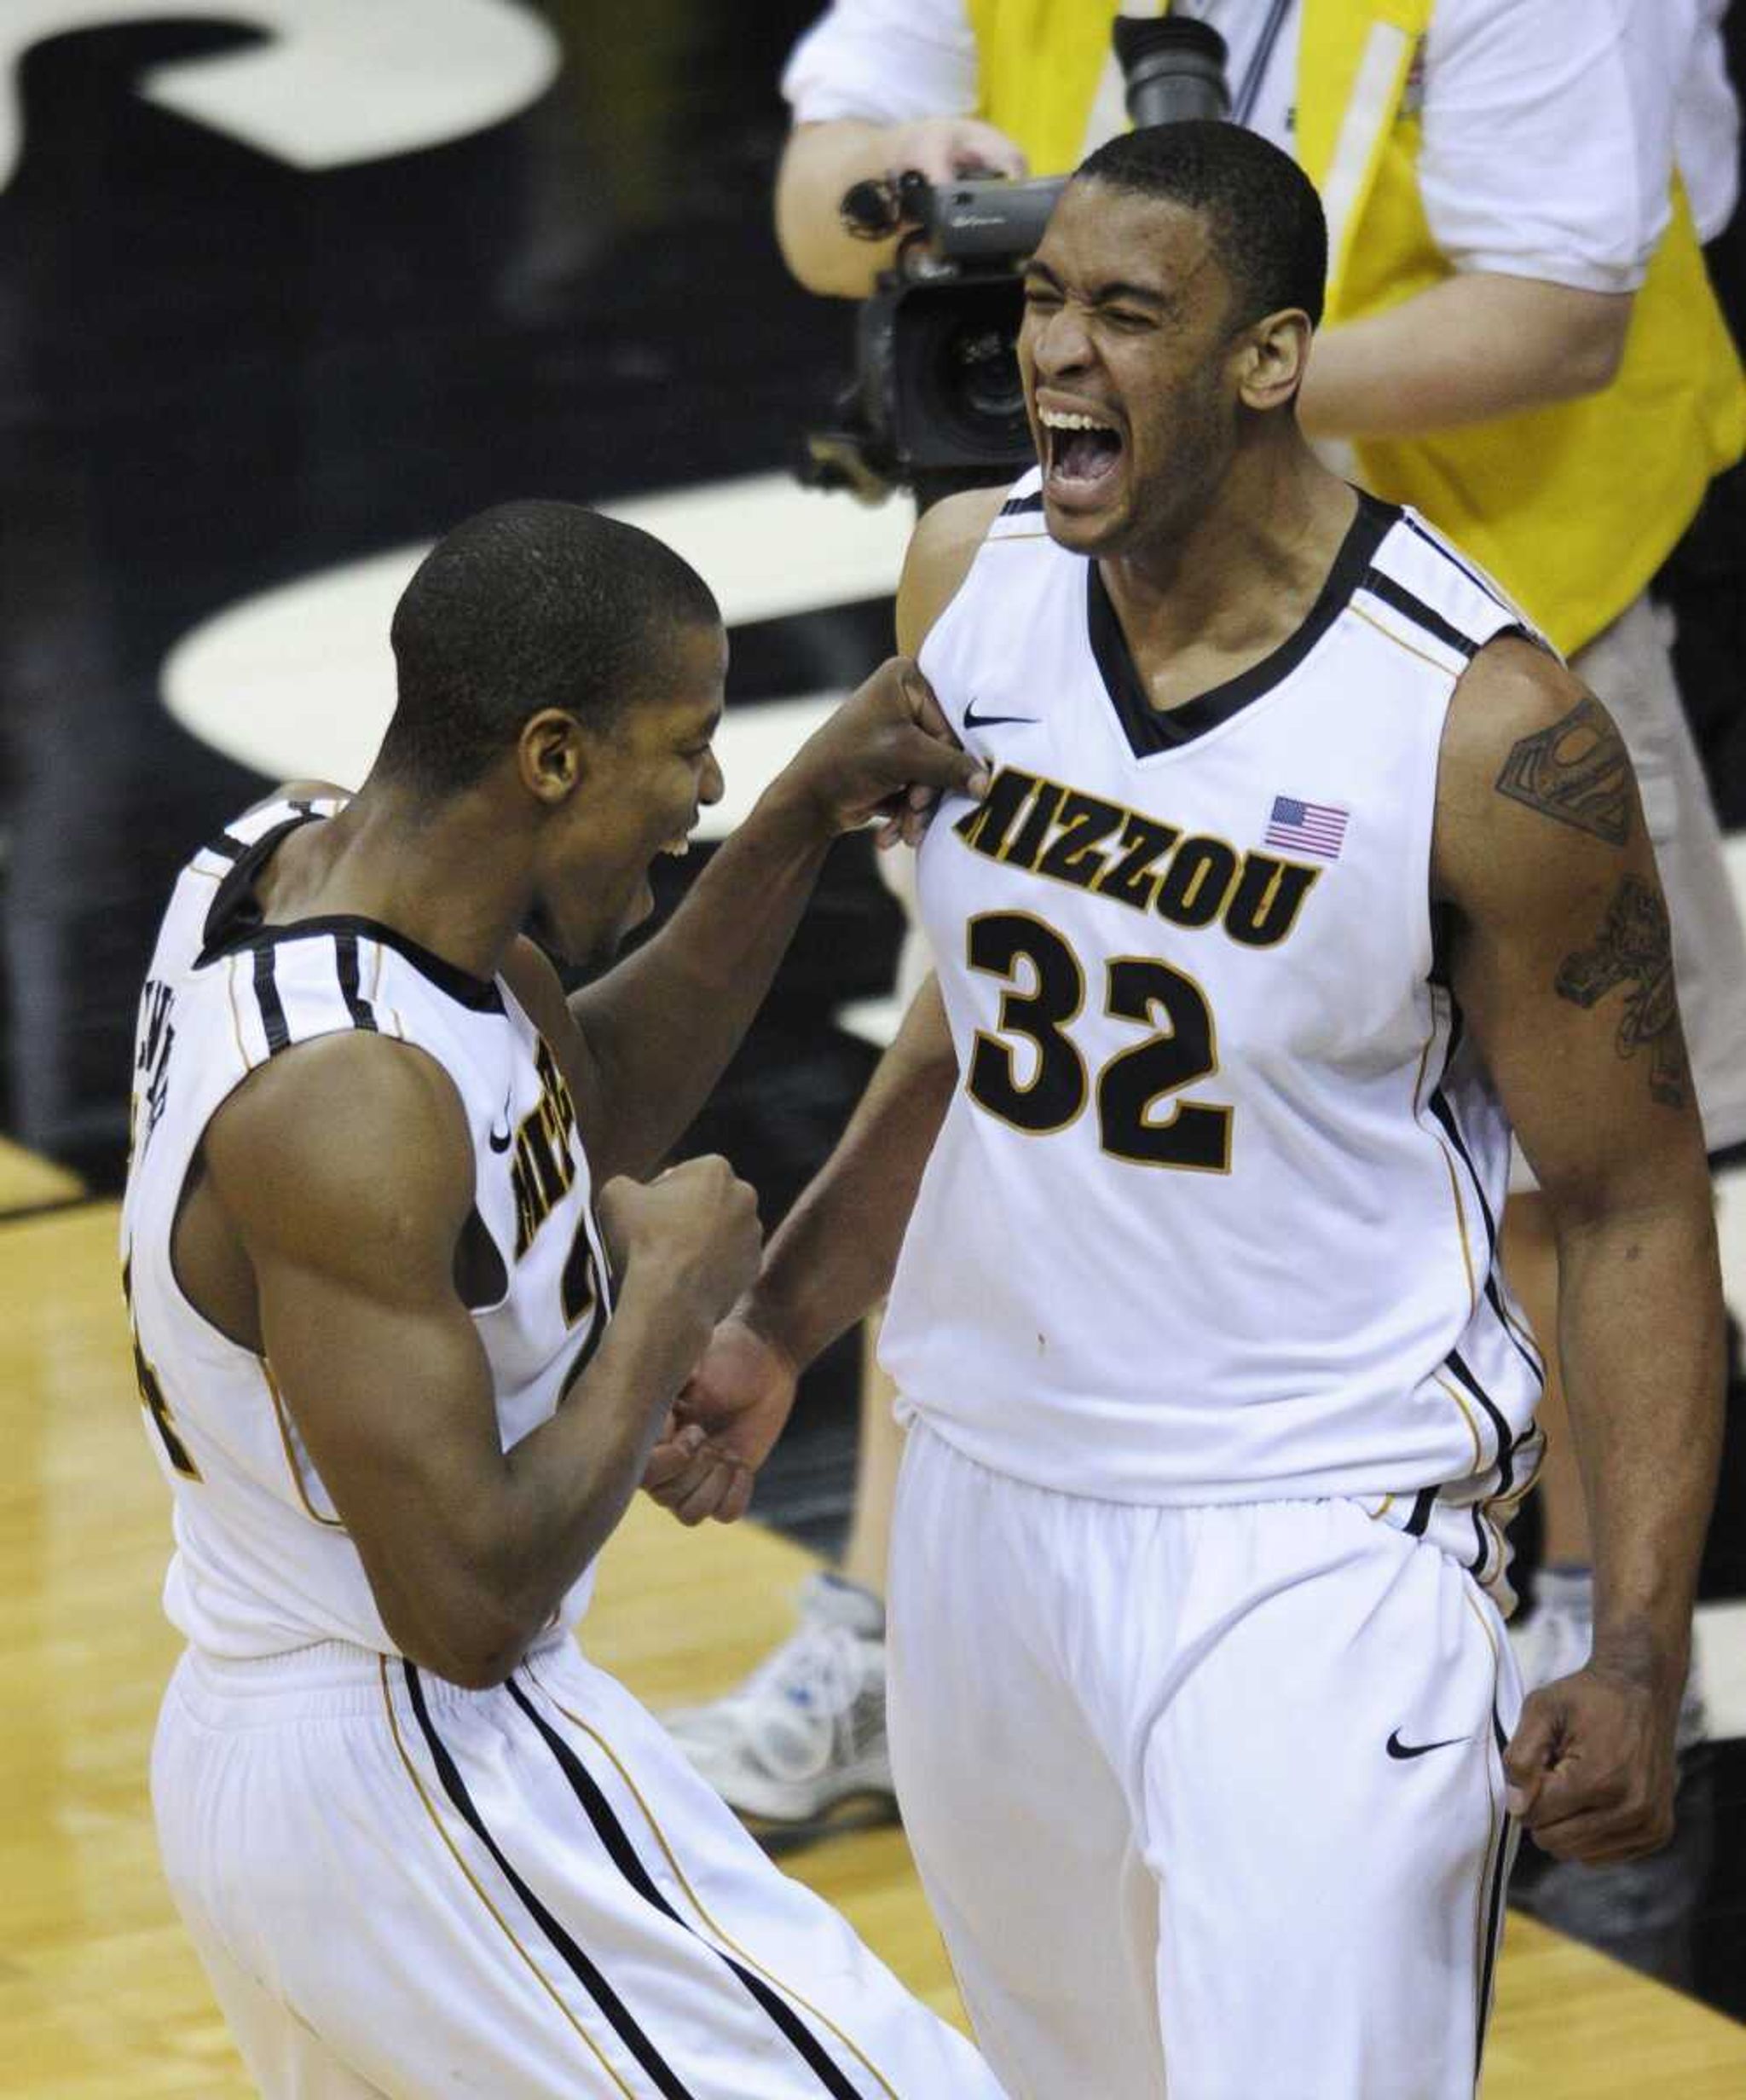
379, 500, 720, 795
1074, 120, 1327, 331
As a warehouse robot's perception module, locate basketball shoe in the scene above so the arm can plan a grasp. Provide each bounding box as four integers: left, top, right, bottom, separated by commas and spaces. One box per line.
662, 1572, 894, 1831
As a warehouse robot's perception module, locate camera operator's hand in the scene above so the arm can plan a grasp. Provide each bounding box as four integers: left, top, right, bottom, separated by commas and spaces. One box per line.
885, 116, 1027, 188
780, 656, 989, 848
778, 116, 1026, 298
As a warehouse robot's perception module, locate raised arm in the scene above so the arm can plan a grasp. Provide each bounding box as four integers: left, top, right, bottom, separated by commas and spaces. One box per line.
204, 1030, 760, 1686
640, 484, 1003, 1523
1434, 636, 1724, 1861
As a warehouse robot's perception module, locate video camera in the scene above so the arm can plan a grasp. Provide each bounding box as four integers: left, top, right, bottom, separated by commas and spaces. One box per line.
801, 16, 1231, 501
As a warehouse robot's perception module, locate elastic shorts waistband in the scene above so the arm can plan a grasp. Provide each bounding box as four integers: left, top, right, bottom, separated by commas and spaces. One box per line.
172, 1633, 576, 1722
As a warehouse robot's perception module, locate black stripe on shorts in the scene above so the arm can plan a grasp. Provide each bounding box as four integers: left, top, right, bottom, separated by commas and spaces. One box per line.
402, 1663, 697, 2100
1474, 1703, 1513, 2086
506, 1676, 866, 2098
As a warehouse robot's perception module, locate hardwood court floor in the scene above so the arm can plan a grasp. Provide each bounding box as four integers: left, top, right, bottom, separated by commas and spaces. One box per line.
6, 1200, 1746, 2097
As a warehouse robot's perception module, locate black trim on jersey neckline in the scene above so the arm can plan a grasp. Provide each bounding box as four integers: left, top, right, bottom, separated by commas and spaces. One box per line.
196, 813, 505, 1013
1000, 489, 1044, 518
1087, 486, 1399, 757
504, 1675, 864, 2098
402, 1663, 697, 2100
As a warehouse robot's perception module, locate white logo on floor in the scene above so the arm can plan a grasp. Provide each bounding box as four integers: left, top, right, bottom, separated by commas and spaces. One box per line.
0, 0, 558, 188
160, 474, 914, 840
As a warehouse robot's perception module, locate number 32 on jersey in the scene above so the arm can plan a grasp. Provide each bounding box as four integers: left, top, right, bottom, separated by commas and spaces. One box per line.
964, 911, 1233, 1172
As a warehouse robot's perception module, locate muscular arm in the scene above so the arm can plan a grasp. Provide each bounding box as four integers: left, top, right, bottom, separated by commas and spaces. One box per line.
751, 483, 1001, 1357
640, 487, 1001, 1519
1298, 275, 1633, 441
1436, 639, 1723, 1854
205, 1033, 749, 1686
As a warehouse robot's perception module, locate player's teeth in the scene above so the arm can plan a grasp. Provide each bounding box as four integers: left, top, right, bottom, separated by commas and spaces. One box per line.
1041, 410, 1113, 431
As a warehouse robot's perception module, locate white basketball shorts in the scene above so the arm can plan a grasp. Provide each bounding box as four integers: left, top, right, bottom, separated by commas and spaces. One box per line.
887, 1420, 1522, 2100
153, 1631, 1003, 2097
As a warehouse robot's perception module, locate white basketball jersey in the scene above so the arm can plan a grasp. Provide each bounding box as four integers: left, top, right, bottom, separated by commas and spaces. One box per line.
120, 796, 613, 1659
882, 472, 1547, 1598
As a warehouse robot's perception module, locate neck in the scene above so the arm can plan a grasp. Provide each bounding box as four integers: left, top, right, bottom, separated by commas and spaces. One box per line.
1099, 435, 1356, 674
263, 774, 535, 984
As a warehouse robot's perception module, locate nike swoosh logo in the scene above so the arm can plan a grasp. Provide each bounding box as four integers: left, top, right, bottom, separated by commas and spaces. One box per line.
963, 697, 1038, 731
488, 1090, 514, 1154
1386, 1730, 1467, 1761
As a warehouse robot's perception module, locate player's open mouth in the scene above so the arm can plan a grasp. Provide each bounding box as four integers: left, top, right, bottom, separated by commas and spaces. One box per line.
1039, 403, 1124, 502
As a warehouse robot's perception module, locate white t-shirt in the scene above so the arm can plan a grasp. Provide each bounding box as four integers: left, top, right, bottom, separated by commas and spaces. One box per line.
783, 0, 1730, 291
1675, 0, 1741, 241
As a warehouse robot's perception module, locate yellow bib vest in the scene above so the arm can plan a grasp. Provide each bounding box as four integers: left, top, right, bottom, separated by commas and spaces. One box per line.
964, 0, 1746, 653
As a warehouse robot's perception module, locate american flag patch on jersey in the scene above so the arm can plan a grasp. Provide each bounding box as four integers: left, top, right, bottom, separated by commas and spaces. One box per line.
1263, 795, 1349, 859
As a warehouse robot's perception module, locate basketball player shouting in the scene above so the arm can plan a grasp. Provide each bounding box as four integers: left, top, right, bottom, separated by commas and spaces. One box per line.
649, 126, 1725, 2099
124, 500, 1007, 2097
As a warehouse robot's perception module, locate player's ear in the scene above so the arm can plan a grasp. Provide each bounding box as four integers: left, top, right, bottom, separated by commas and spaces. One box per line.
1234, 308, 1313, 414
517, 709, 588, 805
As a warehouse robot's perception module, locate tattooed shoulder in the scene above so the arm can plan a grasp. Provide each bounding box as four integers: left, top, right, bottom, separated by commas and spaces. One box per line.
1554, 874, 1688, 1108
1495, 696, 1633, 846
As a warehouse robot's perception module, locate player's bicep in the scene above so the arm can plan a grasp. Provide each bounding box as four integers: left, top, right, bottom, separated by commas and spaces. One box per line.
206, 1037, 507, 1562
1439, 645, 1707, 1221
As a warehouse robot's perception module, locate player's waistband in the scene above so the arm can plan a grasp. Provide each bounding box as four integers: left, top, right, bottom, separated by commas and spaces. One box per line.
171, 1631, 577, 1723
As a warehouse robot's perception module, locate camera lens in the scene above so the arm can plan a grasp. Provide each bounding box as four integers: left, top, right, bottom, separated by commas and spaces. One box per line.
949, 320, 1026, 426
901, 281, 1031, 462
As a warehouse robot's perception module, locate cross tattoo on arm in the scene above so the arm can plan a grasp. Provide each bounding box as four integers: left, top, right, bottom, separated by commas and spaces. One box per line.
1553, 875, 1688, 1108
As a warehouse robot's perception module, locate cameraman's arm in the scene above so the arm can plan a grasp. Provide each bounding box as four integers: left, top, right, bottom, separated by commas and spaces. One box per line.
1302, 0, 1659, 438
1298, 275, 1633, 439
777, 0, 1022, 298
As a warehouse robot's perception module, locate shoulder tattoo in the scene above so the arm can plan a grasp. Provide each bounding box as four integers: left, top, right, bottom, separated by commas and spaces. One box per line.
1495, 697, 1633, 845
1554, 875, 1688, 1108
